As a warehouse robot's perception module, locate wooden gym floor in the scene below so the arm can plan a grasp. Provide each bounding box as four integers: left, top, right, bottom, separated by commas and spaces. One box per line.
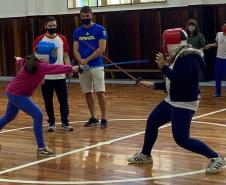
0, 81, 225, 185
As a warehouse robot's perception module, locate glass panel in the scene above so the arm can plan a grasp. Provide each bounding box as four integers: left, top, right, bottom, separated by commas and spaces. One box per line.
139, 0, 165, 2
74, 0, 98, 7
107, 0, 131, 5
68, 0, 166, 8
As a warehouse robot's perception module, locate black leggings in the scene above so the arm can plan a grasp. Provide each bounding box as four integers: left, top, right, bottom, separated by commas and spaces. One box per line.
141, 100, 218, 159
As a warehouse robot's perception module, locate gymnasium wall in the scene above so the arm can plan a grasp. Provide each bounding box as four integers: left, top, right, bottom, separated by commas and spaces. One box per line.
0, 1, 226, 79
0, 0, 226, 18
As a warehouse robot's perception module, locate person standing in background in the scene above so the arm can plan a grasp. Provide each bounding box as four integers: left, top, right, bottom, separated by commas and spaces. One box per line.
185, 19, 205, 98
73, 6, 108, 129
185, 19, 205, 50
33, 16, 74, 132
205, 21, 226, 97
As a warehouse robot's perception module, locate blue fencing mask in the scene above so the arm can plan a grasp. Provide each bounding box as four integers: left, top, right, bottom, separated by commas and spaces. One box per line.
35, 41, 58, 64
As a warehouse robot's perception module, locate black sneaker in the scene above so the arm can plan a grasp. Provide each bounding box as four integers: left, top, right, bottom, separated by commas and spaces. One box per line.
100, 119, 108, 129
62, 123, 74, 131
84, 118, 99, 127
47, 124, 56, 132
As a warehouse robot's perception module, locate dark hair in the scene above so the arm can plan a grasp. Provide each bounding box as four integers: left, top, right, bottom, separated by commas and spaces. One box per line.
45, 16, 56, 24
24, 54, 39, 74
185, 19, 199, 36
80, 6, 92, 14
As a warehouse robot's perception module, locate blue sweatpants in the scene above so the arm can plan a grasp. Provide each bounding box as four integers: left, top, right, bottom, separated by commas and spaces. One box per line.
141, 100, 218, 159
0, 92, 45, 148
214, 57, 226, 95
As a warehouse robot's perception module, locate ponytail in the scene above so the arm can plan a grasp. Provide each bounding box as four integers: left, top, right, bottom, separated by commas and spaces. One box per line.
24, 54, 39, 74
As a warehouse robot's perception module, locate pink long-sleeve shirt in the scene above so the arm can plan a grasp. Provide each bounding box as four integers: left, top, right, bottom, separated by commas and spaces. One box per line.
7, 59, 73, 97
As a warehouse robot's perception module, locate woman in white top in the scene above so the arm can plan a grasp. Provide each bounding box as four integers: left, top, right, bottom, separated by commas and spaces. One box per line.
205, 22, 226, 97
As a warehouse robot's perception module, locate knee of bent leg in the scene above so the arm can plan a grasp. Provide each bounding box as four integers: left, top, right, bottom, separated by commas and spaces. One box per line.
33, 110, 43, 122
4, 112, 18, 122
173, 133, 188, 147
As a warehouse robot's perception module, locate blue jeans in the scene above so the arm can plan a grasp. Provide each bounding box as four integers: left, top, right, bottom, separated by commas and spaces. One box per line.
141, 100, 218, 159
215, 57, 226, 95
0, 93, 45, 148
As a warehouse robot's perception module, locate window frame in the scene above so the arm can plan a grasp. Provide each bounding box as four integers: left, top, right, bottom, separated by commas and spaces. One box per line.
67, 0, 167, 9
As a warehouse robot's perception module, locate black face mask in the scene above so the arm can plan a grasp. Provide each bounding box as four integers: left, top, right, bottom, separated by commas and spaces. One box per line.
47, 28, 57, 35
82, 18, 91, 25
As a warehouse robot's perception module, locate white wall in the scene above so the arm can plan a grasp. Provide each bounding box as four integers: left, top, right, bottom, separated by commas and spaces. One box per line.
0, 0, 27, 18
27, 0, 68, 16
0, 0, 225, 18
202, 0, 226, 5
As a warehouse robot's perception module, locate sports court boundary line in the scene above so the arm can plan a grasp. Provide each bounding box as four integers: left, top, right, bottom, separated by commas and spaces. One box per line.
0, 108, 225, 184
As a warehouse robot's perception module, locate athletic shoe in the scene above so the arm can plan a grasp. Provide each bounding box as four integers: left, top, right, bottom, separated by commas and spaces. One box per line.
61, 123, 74, 131
100, 119, 108, 129
206, 155, 226, 174
47, 125, 56, 132
127, 152, 153, 164
37, 147, 56, 157
213, 93, 221, 97
198, 94, 202, 99
84, 118, 99, 127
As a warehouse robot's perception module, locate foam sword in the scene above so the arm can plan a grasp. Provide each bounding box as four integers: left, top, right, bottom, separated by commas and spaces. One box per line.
79, 40, 147, 84
78, 59, 149, 73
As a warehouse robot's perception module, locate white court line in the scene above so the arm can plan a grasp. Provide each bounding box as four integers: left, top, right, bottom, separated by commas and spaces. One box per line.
0, 166, 225, 184
0, 109, 225, 174
0, 169, 213, 184
0, 108, 225, 184
0, 130, 145, 175
192, 108, 226, 119
1, 108, 226, 133
0, 119, 146, 134
192, 120, 226, 127
0, 120, 85, 134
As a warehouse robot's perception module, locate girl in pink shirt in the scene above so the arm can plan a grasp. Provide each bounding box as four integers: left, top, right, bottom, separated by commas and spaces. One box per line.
0, 54, 78, 157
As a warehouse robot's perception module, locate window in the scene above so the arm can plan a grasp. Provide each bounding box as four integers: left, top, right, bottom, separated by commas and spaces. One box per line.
68, 0, 166, 8
107, 0, 132, 5
68, 0, 98, 8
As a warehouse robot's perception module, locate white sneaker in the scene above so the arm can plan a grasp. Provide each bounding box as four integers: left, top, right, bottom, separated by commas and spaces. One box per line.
127, 152, 153, 164
206, 155, 226, 174
198, 94, 202, 99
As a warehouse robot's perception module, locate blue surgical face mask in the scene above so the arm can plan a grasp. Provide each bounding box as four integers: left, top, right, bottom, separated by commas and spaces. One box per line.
82, 18, 91, 25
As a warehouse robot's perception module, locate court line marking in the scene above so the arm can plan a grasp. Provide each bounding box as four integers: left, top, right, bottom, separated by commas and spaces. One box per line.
0, 119, 146, 134
0, 108, 225, 184
0, 121, 86, 134
0, 169, 217, 184
192, 120, 226, 127
1, 107, 226, 134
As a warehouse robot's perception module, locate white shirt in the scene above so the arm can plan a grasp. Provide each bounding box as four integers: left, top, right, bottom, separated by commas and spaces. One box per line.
216, 32, 226, 59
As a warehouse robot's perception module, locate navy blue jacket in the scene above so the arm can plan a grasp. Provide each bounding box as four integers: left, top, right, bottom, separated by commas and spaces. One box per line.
160, 48, 204, 102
